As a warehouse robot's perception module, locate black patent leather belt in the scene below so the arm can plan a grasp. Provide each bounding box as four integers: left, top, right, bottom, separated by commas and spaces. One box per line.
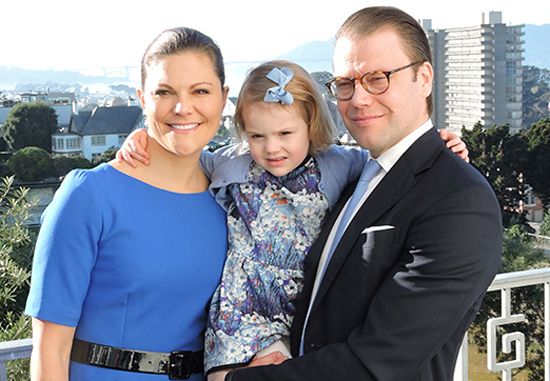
70, 338, 203, 380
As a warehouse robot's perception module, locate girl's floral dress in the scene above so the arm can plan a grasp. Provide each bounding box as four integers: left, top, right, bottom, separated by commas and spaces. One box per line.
204, 158, 329, 372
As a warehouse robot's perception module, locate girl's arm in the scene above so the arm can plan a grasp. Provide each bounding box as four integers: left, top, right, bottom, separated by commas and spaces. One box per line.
439, 129, 469, 162
30, 318, 75, 381
116, 128, 150, 167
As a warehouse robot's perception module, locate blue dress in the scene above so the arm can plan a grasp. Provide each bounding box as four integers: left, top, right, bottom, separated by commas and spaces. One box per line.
25, 163, 227, 380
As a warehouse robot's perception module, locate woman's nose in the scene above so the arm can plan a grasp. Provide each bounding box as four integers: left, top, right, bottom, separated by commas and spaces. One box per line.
174, 99, 192, 115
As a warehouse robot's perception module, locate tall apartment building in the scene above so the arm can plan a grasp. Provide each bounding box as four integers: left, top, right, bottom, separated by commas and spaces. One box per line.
422, 12, 524, 134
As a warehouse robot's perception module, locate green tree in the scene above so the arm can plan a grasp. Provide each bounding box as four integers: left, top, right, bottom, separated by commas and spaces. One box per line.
540, 212, 550, 237
523, 66, 550, 128
7, 147, 54, 182
0, 176, 37, 380
92, 146, 118, 165
461, 123, 529, 228
52, 155, 92, 178
524, 118, 550, 209
0, 102, 58, 152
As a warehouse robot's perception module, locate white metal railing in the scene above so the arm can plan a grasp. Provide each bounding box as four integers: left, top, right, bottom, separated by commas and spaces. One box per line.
0, 338, 32, 381
2, 269, 550, 380
529, 234, 550, 254
454, 267, 550, 381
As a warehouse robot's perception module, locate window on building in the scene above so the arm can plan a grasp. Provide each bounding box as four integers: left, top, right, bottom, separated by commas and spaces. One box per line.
57, 138, 64, 149
91, 135, 106, 146
118, 134, 128, 145
67, 138, 81, 149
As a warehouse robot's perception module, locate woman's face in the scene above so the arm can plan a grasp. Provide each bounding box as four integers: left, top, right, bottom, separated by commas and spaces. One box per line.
138, 51, 228, 160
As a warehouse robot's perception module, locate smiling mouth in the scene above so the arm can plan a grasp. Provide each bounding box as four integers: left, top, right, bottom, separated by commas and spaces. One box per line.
351, 115, 382, 122
168, 123, 200, 131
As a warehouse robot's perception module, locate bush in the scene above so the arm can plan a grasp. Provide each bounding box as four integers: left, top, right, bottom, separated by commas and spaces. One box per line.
52, 155, 92, 178
0, 176, 37, 380
6, 147, 54, 182
540, 212, 550, 237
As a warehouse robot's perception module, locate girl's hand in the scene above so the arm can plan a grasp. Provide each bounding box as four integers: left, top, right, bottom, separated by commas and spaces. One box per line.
248, 351, 288, 367
116, 128, 150, 167
439, 129, 470, 163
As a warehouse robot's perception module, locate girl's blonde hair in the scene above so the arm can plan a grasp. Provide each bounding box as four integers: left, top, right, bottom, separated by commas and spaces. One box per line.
234, 60, 337, 154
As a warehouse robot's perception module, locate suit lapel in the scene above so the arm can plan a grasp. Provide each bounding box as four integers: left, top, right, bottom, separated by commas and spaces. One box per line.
309, 128, 445, 313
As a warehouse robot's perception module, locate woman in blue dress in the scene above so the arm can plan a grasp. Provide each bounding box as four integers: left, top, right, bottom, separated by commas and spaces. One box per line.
25, 27, 229, 380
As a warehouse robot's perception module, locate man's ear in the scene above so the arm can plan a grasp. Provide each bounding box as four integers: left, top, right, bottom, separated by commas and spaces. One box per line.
418, 61, 433, 98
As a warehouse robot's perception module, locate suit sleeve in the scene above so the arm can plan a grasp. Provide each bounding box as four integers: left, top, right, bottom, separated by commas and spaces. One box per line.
227, 180, 502, 380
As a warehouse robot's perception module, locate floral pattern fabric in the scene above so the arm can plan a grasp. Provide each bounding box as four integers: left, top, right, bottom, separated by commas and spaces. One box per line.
204, 158, 329, 372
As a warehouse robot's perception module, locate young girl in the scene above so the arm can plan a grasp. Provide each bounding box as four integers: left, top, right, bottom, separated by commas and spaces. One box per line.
118, 59, 469, 379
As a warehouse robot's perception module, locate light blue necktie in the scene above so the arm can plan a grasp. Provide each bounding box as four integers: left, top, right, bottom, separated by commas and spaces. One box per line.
319, 159, 381, 281
299, 159, 381, 355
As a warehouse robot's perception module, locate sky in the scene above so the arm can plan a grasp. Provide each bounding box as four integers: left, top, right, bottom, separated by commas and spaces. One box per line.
2, 0, 549, 92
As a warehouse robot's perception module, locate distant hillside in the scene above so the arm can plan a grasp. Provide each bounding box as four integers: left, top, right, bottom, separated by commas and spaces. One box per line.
277, 39, 334, 73
279, 24, 550, 72
0, 66, 128, 87
525, 24, 550, 69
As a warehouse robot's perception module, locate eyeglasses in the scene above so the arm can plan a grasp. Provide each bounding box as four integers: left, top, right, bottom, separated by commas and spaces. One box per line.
325, 61, 423, 101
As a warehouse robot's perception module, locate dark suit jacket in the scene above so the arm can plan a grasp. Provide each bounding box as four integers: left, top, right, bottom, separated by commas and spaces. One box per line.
229, 128, 502, 381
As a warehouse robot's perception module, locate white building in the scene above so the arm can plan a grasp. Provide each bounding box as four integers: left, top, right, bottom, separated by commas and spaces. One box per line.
52, 105, 143, 160
423, 12, 524, 134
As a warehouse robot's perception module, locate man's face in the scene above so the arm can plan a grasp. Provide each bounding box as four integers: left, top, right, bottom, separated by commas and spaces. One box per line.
333, 28, 433, 158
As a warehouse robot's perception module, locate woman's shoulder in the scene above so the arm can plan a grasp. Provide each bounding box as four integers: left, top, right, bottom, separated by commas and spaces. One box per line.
58, 163, 114, 197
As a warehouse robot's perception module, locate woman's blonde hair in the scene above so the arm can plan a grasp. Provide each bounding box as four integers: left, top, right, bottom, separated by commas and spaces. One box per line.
234, 60, 337, 154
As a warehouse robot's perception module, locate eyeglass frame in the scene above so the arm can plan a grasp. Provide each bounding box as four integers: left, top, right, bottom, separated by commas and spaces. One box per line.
325, 60, 424, 100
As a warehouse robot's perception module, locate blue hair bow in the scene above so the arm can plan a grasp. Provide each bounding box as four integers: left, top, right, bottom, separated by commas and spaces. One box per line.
264, 67, 294, 105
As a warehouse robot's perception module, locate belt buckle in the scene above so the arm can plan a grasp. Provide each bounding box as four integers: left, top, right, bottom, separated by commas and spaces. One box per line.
168, 351, 192, 380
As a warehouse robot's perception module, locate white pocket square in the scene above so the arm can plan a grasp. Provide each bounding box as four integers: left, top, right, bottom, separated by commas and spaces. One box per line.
362, 225, 395, 234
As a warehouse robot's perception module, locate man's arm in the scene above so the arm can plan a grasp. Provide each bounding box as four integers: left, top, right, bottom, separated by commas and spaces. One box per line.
227, 182, 502, 380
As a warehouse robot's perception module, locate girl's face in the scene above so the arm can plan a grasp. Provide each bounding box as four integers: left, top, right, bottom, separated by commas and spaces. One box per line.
138, 51, 228, 160
243, 102, 310, 177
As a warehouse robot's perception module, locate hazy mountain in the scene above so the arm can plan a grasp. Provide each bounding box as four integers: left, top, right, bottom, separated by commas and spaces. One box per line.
0, 66, 129, 88
277, 39, 334, 73
1, 24, 547, 90
279, 23, 550, 72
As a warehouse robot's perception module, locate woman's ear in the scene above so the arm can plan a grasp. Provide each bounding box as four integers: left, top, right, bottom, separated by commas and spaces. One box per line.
222, 86, 230, 107
137, 88, 146, 108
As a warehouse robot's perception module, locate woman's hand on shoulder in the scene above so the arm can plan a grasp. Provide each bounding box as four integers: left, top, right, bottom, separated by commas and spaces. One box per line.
438, 129, 470, 163
116, 128, 150, 167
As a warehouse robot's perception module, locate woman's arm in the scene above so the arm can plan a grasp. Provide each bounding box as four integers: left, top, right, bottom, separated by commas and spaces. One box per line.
30, 318, 76, 381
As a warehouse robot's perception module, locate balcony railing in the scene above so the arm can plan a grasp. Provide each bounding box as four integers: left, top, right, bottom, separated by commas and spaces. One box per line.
454, 267, 550, 380
3, 268, 550, 380
0, 339, 32, 381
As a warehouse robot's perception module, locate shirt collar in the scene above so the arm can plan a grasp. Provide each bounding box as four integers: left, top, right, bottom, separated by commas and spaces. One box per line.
376, 119, 433, 173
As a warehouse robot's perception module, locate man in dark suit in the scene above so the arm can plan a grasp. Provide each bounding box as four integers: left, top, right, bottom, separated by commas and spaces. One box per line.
227, 6, 502, 381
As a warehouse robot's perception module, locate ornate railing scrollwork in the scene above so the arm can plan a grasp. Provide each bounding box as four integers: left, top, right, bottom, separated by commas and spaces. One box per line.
487, 288, 526, 379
